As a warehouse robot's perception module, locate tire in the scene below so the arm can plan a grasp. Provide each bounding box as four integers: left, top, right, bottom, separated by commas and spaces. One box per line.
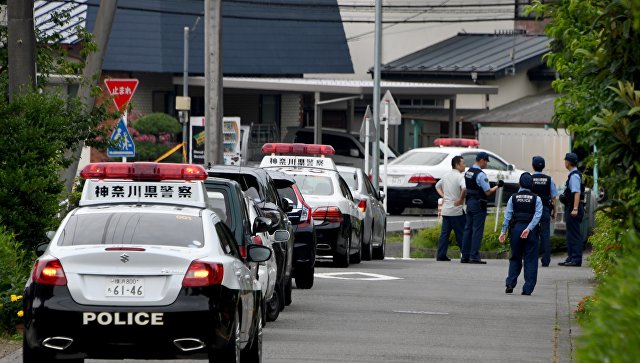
373, 227, 386, 260
261, 297, 267, 328
211, 310, 241, 363
265, 284, 281, 322
241, 305, 263, 363
284, 277, 292, 306
23, 339, 55, 363
387, 206, 404, 215
334, 234, 350, 268
295, 265, 315, 289
350, 231, 362, 264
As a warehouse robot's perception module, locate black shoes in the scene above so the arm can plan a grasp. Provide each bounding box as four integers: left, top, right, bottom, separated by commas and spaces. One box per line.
505, 286, 514, 294
468, 259, 487, 264
460, 259, 469, 263
521, 291, 532, 296
558, 261, 581, 267
541, 263, 549, 267
436, 257, 451, 261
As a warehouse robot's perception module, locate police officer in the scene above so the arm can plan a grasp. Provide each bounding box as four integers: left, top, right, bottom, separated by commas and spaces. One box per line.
530, 156, 558, 267
499, 172, 542, 295
461, 152, 501, 264
558, 152, 585, 267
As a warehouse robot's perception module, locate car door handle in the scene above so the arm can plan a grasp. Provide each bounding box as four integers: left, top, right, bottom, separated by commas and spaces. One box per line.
235, 270, 242, 276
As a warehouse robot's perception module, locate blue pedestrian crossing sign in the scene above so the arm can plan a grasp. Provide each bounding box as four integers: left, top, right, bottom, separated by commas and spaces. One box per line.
107, 118, 135, 158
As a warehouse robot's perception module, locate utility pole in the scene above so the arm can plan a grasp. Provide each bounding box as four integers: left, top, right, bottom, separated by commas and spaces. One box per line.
372, 0, 382, 190
62, 0, 118, 193
182, 26, 190, 162
7, 0, 36, 100
205, 0, 224, 166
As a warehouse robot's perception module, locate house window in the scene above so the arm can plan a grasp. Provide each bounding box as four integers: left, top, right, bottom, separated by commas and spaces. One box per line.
152, 91, 176, 116
260, 95, 281, 127
398, 98, 442, 109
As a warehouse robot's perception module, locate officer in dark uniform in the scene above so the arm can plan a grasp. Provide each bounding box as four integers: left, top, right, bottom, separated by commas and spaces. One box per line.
558, 152, 585, 266
499, 172, 542, 295
461, 152, 501, 264
530, 156, 558, 267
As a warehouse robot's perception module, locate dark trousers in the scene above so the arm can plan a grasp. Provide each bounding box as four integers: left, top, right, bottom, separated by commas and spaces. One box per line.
506, 222, 539, 294
538, 207, 552, 266
565, 204, 584, 264
461, 199, 486, 261
437, 214, 466, 259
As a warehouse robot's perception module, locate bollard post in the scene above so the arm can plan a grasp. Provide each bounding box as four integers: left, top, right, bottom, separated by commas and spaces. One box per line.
403, 221, 411, 259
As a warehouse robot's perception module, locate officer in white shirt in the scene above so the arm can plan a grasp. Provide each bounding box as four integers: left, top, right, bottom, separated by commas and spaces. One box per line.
435, 156, 467, 261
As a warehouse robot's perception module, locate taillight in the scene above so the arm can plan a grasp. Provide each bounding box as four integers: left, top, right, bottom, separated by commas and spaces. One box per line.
252, 235, 263, 245
312, 207, 343, 223
408, 174, 437, 185
32, 258, 67, 286
293, 184, 313, 224
358, 199, 367, 212
182, 261, 224, 287
239, 245, 247, 259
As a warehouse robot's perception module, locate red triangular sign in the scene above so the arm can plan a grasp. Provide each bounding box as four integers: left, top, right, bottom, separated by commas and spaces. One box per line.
104, 79, 139, 111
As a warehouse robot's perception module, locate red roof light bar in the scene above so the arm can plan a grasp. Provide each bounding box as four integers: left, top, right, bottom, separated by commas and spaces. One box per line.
433, 138, 479, 148
261, 143, 335, 155
80, 162, 208, 181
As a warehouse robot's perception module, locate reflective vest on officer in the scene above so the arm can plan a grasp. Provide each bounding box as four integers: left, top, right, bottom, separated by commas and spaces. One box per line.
531, 174, 552, 208
465, 167, 487, 201
512, 190, 537, 224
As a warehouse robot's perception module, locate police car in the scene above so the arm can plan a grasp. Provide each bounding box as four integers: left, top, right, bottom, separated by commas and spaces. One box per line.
260, 143, 363, 267
380, 138, 527, 214
23, 162, 270, 362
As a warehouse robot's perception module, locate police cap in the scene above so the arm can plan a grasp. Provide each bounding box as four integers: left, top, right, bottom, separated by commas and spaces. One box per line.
519, 172, 533, 189
532, 156, 545, 169
564, 152, 578, 164
476, 152, 490, 161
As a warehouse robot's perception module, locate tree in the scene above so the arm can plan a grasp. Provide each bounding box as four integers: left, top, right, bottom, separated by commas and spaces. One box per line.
530, 1, 640, 360
132, 113, 184, 163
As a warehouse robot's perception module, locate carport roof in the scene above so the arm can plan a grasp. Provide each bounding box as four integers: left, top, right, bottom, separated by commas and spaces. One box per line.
175, 76, 498, 96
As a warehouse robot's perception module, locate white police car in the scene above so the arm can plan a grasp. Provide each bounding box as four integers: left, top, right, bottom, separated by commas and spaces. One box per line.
260, 144, 363, 267
22, 162, 271, 362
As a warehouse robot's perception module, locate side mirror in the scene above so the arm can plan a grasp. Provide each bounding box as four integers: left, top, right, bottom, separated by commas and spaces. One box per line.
282, 198, 294, 213
35, 242, 49, 257
253, 217, 272, 234
508, 164, 515, 171
378, 191, 386, 202
273, 230, 290, 243
263, 210, 281, 233
350, 148, 360, 157
46, 231, 56, 240
246, 244, 272, 263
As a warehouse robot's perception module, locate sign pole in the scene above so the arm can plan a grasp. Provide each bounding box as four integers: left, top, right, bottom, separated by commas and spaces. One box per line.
383, 100, 389, 212
364, 116, 370, 175
122, 109, 127, 163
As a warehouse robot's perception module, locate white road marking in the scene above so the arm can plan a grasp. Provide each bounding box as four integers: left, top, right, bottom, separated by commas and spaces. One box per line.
393, 310, 449, 315
314, 272, 403, 281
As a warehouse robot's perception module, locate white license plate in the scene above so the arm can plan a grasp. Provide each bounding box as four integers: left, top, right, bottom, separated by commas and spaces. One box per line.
390, 176, 404, 185
105, 277, 145, 297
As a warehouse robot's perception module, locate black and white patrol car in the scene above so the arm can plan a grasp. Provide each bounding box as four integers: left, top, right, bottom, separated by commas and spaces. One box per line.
22, 162, 271, 363
260, 143, 363, 267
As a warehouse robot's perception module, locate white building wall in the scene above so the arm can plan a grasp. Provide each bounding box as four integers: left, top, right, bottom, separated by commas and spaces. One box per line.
456, 71, 545, 110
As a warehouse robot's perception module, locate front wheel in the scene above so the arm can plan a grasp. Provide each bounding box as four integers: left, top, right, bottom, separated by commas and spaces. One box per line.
350, 231, 362, 264
334, 234, 350, 268
387, 206, 404, 215
295, 266, 314, 289
284, 277, 292, 306
265, 285, 281, 322
373, 227, 386, 260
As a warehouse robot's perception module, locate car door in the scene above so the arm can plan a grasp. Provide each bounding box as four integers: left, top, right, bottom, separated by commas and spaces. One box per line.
362, 170, 385, 242
338, 176, 360, 249
215, 220, 254, 342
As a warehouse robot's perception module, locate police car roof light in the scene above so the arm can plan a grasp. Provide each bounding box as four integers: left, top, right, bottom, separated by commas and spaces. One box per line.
80, 162, 207, 181
261, 143, 335, 156
433, 138, 479, 148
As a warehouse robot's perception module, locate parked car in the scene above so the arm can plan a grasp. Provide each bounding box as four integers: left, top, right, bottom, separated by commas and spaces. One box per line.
283, 127, 398, 171
266, 169, 317, 289
336, 165, 387, 260
206, 166, 295, 308
23, 162, 270, 362
260, 143, 363, 267
244, 196, 289, 323
380, 144, 526, 214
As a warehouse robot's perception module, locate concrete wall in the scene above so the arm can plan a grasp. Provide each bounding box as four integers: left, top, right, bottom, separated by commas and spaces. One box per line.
129, 72, 174, 118
280, 94, 303, 138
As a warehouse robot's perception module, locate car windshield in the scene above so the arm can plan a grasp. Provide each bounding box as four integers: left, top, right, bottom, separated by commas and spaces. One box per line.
292, 175, 334, 196
57, 212, 204, 248
391, 151, 448, 166
338, 170, 357, 190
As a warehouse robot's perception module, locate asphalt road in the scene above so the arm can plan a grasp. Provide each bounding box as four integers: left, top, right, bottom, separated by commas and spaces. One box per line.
3, 256, 593, 363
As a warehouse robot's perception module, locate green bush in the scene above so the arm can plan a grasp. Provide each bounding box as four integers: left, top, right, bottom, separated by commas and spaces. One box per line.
576, 230, 640, 363
134, 141, 183, 163
133, 113, 181, 135
0, 226, 34, 335
413, 213, 506, 253
587, 211, 622, 281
